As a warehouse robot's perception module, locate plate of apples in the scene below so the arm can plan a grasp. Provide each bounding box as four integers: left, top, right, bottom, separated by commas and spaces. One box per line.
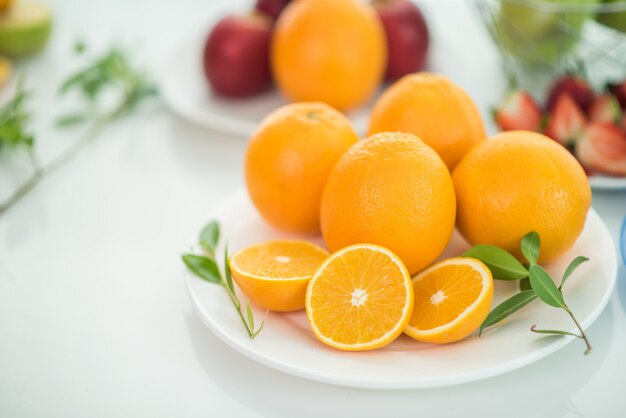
157, 0, 431, 137
493, 74, 626, 190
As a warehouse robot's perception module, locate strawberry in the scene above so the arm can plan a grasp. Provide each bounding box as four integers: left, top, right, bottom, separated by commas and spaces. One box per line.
607, 80, 626, 109
589, 94, 621, 124
546, 76, 594, 113
576, 122, 626, 176
544, 94, 587, 148
493, 90, 542, 132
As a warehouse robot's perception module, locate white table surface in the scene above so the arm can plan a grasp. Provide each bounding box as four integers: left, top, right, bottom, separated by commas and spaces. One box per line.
1, 0, 625, 417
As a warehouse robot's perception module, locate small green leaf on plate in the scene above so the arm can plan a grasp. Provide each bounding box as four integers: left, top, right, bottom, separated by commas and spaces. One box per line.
246, 301, 254, 330
530, 325, 582, 339
560, 256, 589, 290
521, 231, 540, 265
529, 264, 566, 308
252, 311, 269, 338
199, 221, 220, 254
463, 244, 528, 280
182, 254, 222, 284
224, 244, 235, 294
479, 290, 537, 335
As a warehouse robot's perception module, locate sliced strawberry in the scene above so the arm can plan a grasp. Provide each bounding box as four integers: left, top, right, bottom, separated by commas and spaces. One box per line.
576, 122, 626, 176
493, 90, 542, 132
546, 76, 594, 113
544, 94, 587, 148
589, 94, 621, 124
607, 80, 626, 109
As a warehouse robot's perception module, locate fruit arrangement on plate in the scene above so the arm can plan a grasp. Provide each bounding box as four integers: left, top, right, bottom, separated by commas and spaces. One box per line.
493, 74, 626, 176
477, 0, 626, 68
185, 72, 596, 355
201, 0, 429, 110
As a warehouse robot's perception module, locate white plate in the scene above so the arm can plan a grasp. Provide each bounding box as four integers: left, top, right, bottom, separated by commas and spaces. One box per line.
157, 30, 373, 138
588, 175, 626, 191
185, 191, 617, 389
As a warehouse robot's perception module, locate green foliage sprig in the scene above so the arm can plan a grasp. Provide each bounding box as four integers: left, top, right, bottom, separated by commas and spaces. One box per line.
0, 43, 157, 215
464, 232, 592, 354
182, 221, 267, 339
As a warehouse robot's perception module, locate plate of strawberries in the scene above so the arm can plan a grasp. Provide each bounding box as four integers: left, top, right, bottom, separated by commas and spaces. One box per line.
493, 75, 626, 190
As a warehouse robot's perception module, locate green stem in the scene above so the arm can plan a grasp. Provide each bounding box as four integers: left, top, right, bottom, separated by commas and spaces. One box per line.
221, 282, 253, 338
566, 306, 592, 355
0, 93, 133, 216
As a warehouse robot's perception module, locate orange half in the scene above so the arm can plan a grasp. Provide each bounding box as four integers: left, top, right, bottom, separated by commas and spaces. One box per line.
404, 257, 493, 344
229, 240, 329, 312
305, 243, 414, 351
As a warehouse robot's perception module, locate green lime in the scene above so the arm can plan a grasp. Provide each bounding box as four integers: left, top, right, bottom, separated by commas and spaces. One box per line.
0, 2, 52, 57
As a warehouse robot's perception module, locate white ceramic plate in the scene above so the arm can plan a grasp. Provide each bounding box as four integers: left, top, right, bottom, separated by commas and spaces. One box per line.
588, 176, 626, 191
185, 191, 617, 389
157, 30, 373, 138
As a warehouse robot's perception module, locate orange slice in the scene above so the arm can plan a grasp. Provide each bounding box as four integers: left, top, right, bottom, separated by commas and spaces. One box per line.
229, 240, 329, 312
305, 243, 414, 351
404, 257, 494, 344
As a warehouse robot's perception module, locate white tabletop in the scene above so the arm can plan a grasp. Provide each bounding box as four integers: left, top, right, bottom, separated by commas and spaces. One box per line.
1, 0, 626, 417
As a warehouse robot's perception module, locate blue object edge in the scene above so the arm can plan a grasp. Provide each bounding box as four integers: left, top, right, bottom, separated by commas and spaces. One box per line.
621, 216, 626, 266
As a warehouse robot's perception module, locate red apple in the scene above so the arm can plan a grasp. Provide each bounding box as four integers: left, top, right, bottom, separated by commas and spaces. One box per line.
202, 13, 272, 97
255, 0, 291, 21
371, 0, 430, 81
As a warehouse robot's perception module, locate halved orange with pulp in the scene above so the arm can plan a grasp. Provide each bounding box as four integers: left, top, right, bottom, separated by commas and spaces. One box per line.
404, 257, 493, 344
229, 240, 329, 312
305, 243, 414, 351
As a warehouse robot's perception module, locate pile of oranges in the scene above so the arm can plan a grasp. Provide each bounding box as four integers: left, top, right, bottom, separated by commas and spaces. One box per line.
231, 72, 591, 351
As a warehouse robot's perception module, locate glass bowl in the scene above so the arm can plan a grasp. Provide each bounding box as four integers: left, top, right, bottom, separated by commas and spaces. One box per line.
476, 0, 626, 92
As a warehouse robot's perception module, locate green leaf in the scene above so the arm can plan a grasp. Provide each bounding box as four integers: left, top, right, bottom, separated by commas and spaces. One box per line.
529, 264, 566, 308
480, 290, 537, 335
246, 301, 254, 330
182, 254, 222, 284
519, 277, 532, 291
521, 231, 540, 265
0, 79, 35, 153
560, 256, 589, 290
252, 311, 268, 338
224, 244, 235, 294
463, 244, 528, 280
56, 113, 88, 127
530, 325, 582, 338
58, 47, 156, 121
199, 221, 220, 254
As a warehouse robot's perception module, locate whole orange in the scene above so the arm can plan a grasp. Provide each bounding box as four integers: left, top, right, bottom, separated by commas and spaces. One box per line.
452, 130, 591, 263
320, 132, 456, 275
271, 0, 387, 111
367, 72, 486, 170
245, 102, 359, 233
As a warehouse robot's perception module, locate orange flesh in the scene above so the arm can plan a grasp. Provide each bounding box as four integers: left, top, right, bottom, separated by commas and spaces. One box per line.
231, 241, 328, 279
411, 263, 483, 330
308, 247, 410, 345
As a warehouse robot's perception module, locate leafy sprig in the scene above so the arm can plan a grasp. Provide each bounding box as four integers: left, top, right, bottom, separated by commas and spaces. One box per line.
56, 45, 157, 126
0, 79, 35, 153
0, 43, 157, 215
464, 232, 592, 354
182, 221, 267, 339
